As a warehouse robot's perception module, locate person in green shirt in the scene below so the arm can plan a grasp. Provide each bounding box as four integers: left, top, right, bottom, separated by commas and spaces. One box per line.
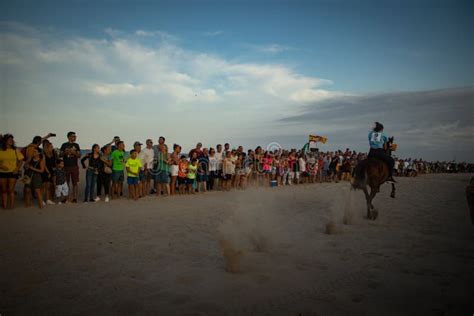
111, 141, 125, 199
187, 158, 198, 194
126, 150, 142, 201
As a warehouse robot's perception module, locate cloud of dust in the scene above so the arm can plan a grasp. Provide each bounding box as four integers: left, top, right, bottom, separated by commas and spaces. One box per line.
217, 190, 284, 272
328, 185, 356, 226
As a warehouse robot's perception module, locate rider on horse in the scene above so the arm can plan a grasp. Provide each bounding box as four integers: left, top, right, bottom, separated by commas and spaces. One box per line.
368, 122, 396, 183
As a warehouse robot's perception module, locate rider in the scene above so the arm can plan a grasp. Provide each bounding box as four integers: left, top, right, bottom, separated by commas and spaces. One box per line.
368, 122, 396, 183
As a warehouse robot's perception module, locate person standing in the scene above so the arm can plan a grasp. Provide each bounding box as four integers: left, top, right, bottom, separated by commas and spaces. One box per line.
60, 131, 81, 203
42, 140, 57, 205
0, 134, 24, 209
215, 144, 224, 190
153, 136, 171, 197
208, 148, 218, 191
197, 148, 209, 193
134, 141, 146, 198
186, 158, 198, 194
111, 141, 125, 199
142, 139, 155, 196
97, 144, 112, 202
126, 149, 142, 201
53, 159, 68, 204
169, 144, 181, 196
81, 144, 101, 202
178, 155, 188, 194
24, 148, 45, 208
222, 151, 234, 191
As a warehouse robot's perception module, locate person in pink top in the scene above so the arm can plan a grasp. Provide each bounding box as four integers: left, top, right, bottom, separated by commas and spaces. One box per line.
262, 152, 273, 186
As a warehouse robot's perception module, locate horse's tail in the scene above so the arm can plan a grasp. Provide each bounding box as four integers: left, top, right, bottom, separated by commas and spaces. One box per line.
351, 160, 368, 190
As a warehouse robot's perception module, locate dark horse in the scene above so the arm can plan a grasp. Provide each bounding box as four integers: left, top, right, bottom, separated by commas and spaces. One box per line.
351, 137, 396, 220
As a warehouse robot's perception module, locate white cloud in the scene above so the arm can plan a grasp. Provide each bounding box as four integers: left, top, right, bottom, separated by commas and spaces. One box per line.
247, 43, 295, 54
201, 30, 223, 37
134, 29, 177, 41
1, 23, 344, 150
88, 83, 144, 96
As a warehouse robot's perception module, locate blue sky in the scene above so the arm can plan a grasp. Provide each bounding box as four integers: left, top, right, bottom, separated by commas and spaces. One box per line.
1, 0, 473, 160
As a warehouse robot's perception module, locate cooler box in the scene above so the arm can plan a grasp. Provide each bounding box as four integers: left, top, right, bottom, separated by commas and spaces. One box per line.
270, 180, 278, 187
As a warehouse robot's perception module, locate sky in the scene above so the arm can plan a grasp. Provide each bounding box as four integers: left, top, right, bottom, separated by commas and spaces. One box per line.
1, 0, 473, 161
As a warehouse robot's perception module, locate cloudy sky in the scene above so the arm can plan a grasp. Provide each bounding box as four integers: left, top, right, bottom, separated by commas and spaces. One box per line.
1, 0, 473, 161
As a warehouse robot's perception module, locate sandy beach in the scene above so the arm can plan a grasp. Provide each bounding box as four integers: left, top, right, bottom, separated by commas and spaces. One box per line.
1, 173, 473, 315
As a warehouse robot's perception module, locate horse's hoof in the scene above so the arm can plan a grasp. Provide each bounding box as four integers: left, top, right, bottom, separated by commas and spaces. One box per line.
390, 193, 395, 198
372, 210, 379, 220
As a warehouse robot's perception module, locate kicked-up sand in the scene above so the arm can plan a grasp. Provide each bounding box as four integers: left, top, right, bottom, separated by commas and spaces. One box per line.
1, 174, 473, 315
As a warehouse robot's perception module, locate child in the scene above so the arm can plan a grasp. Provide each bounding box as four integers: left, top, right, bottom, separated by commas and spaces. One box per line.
186, 158, 198, 194
54, 159, 68, 204
178, 155, 188, 194
125, 149, 142, 201
240, 161, 253, 190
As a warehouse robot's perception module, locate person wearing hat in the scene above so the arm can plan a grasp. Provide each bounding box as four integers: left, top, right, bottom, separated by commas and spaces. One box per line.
368, 122, 396, 183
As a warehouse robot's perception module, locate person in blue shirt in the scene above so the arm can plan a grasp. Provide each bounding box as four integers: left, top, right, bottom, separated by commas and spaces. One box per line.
368, 122, 396, 183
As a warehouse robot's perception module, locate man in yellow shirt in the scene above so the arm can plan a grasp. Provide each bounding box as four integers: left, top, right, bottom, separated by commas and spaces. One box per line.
126, 150, 142, 201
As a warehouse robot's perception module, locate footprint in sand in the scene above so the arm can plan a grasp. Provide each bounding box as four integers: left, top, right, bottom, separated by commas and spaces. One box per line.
253, 274, 271, 284
175, 274, 203, 286
352, 294, 365, 303
11, 271, 48, 297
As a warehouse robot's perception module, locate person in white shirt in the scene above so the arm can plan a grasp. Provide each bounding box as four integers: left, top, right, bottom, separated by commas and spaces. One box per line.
298, 154, 307, 184
208, 148, 218, 191
141, 139, 155, 195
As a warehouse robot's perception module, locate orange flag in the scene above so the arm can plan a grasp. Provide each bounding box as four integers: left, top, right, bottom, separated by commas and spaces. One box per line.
309, 135, 328, 144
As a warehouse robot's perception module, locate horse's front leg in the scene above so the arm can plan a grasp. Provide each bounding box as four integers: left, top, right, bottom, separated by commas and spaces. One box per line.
390, 183, 396, 198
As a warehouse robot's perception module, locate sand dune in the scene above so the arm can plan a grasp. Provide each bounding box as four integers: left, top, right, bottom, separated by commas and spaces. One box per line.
1, 174, 473, 315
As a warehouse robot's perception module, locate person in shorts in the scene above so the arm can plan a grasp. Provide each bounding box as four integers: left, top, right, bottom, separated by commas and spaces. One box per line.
60, 131, 81, 203
0, 134, 24, 209
134, 141, 147, 198
178, 155, 188, 194
169, 144, 181, 195
152, 137, 171, 197
186, 158, 198, 194
24, 148, 45, 209
222, 151, 234, 191
54, 159, 68, 204
126, 149, 142, 201
111, 141, 125, 199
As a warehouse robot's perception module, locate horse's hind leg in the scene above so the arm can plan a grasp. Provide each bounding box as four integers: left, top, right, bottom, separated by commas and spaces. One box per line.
363, 187, 371, 219
368, 187, 378, 220
390, 183, 396, 198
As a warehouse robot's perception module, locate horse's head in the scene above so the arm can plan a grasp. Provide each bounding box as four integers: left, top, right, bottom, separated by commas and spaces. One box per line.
385, 137, 395, 155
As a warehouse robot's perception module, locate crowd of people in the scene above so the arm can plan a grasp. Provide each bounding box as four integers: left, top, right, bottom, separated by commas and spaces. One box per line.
0, 132, 472, 209
393, 158, 473, 176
